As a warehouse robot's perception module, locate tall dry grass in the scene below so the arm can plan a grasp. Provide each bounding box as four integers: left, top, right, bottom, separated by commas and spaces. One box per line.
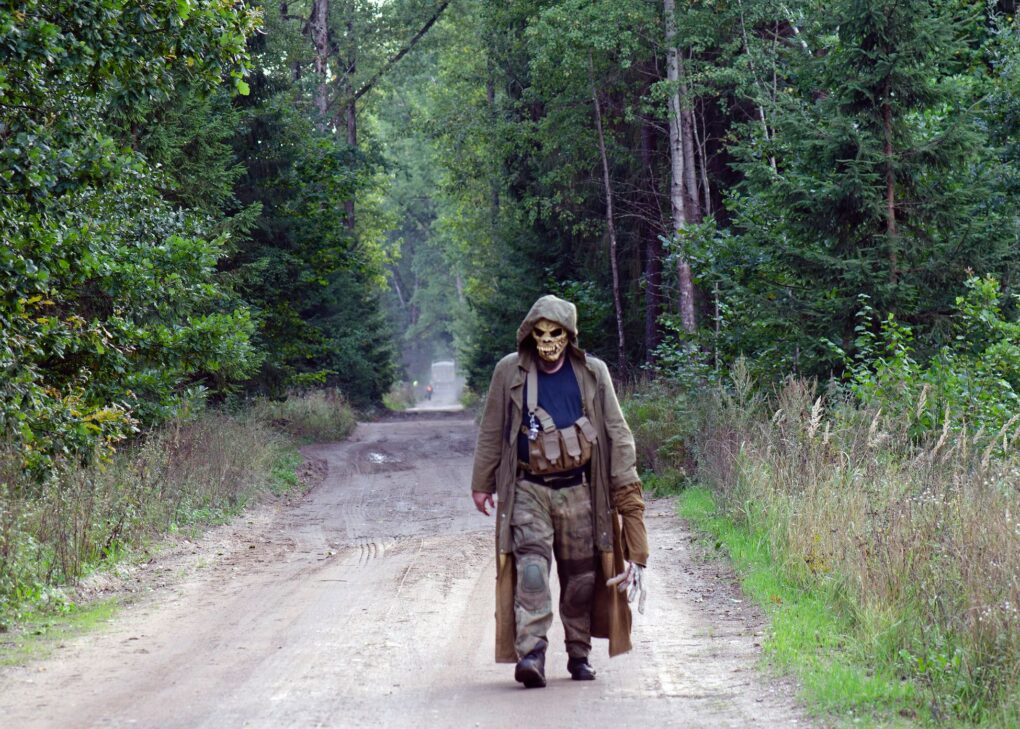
248, 389, 357, 442
690, 369, 1020, 722
0, 411, 290, 624
1, 389, 357, 624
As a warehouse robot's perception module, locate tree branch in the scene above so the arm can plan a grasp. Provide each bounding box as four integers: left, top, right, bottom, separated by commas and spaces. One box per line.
352, 1, 450, 103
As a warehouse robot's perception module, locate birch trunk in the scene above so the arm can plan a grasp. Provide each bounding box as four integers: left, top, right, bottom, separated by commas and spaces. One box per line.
664, 0, 696, 333
590, 72, 627, 369
678, 50, 702, 223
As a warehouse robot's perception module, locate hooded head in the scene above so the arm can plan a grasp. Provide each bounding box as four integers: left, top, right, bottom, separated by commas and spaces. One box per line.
516, 295, 580, 362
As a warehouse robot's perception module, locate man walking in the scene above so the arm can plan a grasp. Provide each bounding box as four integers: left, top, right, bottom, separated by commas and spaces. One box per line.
471, 294, 649, 688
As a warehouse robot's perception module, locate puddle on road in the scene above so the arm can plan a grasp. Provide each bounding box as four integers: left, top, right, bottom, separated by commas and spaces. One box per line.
367, 451, 401, 465
359, 449, 412, 473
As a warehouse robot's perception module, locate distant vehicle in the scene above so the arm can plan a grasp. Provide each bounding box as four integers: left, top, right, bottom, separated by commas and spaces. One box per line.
431, 360, 456, 384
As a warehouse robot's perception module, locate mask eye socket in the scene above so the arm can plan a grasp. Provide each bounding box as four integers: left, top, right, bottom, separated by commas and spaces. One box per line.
548, 328, 563, 338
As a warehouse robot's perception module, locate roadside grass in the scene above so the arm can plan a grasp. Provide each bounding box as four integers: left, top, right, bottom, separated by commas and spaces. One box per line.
624, 374, 1020, 727
0, 390, 345, 637
0, 599, 119, 668
249, 389, 356, 442
269, 448, 303, 496
382, 381, 416, 411
680, 487, 917, 726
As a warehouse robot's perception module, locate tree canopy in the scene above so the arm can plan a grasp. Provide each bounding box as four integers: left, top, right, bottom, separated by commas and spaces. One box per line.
2, 0, 1019, 463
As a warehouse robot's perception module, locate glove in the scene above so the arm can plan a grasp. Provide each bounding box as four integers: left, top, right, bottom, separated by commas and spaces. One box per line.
606, 561, 647, 614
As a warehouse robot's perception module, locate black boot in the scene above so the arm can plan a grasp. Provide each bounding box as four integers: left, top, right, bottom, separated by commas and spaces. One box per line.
567, 656, 596, 681
514, 647, 547, 688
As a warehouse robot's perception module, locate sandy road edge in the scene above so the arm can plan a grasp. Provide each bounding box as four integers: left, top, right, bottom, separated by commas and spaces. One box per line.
641, 495, 810, 718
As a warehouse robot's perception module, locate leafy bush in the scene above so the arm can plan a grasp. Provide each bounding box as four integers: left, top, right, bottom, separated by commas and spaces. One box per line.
0, 1, 260, 472
620, 379, 695, 485
382, 381, 416, 411
834, 276, 1020, 440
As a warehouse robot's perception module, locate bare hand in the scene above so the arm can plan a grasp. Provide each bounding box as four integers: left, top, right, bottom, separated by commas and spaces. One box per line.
472, 491, 495, 516
606, 562, 647, 614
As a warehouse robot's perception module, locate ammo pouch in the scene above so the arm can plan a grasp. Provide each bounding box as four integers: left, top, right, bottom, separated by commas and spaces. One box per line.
522, 364, 597, 476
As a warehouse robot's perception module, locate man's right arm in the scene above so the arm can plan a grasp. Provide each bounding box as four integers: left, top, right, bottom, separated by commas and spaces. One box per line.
470, 359, 508, 498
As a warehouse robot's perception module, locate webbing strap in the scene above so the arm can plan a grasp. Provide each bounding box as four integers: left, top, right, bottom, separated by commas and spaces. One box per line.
527, 363, 538, 412
526, 363, 557, 433
576, 416, 598, 443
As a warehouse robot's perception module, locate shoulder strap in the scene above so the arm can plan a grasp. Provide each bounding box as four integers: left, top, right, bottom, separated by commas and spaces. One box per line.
527, 362, 538, 413
527, 363, 559, 433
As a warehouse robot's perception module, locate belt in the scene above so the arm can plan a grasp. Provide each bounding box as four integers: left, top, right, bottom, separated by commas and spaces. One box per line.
518, 464, 589, 489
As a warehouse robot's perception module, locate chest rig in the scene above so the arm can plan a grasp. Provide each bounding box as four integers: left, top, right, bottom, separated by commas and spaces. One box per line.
522, 362, 598, 475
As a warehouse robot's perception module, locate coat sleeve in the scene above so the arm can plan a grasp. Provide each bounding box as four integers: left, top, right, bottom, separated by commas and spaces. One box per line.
470, 359, 509, 494
597, 362, 639, 489
597, 361, 649, 566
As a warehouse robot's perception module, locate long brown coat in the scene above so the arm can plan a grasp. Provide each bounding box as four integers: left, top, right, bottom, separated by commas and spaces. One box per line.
470, 295, 649, 663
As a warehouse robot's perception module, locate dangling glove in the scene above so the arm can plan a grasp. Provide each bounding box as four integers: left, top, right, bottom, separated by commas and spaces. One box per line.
606, 562, 647, 614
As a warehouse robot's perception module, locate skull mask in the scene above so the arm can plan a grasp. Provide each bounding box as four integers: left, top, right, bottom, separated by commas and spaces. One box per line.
532, 318, 569, 362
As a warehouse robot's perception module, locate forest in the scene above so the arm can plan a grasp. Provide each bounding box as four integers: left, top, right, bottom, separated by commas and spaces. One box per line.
2, 0, 1019, 724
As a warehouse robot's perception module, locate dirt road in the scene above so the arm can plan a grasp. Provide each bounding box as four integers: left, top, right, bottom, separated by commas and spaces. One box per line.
0, 415, 807, 728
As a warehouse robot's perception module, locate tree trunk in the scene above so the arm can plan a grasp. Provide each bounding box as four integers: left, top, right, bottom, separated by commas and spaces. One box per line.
590, 70, 626, 370
640, 119, 663, 360
309, 0, 330, 128
693, 98, 712, 216
343, 11, 357, 230
678, 50, 701, 223
664, 0, 696, 333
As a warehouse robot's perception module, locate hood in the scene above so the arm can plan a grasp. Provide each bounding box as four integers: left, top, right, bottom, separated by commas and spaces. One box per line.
516, 294, 579, 351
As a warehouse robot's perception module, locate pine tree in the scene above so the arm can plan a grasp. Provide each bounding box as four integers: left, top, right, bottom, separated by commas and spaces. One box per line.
727, 0, 1013, 373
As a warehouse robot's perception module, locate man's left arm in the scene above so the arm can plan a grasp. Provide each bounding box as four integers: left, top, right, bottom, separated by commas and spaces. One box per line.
599, 365, 649, 567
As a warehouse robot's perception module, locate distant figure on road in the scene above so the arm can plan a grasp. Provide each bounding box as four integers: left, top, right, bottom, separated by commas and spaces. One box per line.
470, 294, 649, 689
425, 383, 433, 401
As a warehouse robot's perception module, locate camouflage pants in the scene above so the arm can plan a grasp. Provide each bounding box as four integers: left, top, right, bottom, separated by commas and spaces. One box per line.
511, 478, 596, 659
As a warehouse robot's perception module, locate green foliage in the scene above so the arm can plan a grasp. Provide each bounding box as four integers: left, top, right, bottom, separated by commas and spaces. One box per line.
229, 24, 394, 405
367, 0, 1020, 398
620, 380, 696, 480
0, 0, 261, 469
835, 276, 1020, 437
722, 0, 1015, 376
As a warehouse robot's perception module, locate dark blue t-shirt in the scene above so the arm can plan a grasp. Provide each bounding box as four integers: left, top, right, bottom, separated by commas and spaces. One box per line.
517, 362, 583, 462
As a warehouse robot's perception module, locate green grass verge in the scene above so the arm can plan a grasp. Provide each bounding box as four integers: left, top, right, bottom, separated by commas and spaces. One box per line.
269, 446, 302, 495
679, 487, 919, 727
0, 598, 120, 667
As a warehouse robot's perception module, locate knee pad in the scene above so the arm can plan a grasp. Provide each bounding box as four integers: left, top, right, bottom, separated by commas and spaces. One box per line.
519, 557, 548, 594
